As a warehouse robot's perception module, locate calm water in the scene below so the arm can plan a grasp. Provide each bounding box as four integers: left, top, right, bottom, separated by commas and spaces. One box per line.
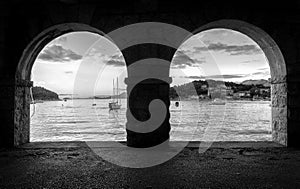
30, 99, 272, 142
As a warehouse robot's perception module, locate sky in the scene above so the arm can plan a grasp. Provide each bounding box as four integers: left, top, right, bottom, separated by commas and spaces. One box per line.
31, 29, 270, 97
170, 29, 270, 86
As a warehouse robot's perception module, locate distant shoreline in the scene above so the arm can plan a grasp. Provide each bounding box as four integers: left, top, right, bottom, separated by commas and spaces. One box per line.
36, 98, 271, 102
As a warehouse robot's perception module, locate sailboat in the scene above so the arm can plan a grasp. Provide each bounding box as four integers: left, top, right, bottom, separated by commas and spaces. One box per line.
109, 77, 121, 110
208, 87, 226, 105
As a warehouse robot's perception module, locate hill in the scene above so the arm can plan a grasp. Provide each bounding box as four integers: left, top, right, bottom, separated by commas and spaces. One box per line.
94, 92, 127, 99
32, 86, 60, 101
170, 79, 271, 100
241, 79, 270, 87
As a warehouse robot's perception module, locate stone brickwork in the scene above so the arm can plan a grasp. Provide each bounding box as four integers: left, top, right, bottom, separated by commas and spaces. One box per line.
14, 79, 32, 146
271, 83, 287, 145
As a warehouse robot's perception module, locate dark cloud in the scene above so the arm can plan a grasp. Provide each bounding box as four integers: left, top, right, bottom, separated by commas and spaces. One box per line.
206, 74, 246, 79
64, 71, 73, 74
182, 76, 205, 79
56, 36, 67, 43
251, 70, 270, 76
106, 54, 125, 67
181, 74, 246, 80
256, 67, 270, 71
106, 60, 125, 67
241, 59, 260, 64
171, 51, 205, 69
38, 45, 82, 62
204, 29, 230, 37
194, 42, 262, 56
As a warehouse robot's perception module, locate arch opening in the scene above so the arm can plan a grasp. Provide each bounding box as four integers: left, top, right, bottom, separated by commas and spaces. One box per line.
15, 23, 128, 145
14, 21, 287, 146
169, 20, 287, 145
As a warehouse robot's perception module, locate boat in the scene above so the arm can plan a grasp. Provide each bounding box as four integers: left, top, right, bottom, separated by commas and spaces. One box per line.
109, 77, 121, 110
210, 98, 226, 105
208, 86, 226, 105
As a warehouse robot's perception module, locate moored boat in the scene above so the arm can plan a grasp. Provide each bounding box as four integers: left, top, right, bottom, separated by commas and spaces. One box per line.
210, 98, 226, 105
109, 77, 121, 110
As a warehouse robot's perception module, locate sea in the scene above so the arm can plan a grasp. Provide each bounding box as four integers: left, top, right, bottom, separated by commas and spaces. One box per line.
30, 99, 272, 142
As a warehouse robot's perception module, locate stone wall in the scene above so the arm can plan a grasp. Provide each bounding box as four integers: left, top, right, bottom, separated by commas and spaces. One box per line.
0, 0, 299, 147
14, 79, 32, 146
271, 82, 287, 145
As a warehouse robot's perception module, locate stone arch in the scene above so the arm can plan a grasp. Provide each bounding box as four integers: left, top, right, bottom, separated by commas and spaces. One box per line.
184, 19, 287, 145
14, 23, 107, 146
16, 23, 106, 81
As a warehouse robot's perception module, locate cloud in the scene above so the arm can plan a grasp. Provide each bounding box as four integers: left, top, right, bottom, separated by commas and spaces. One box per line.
194, 42, 262, 56
85, 47, 100, 57
250, 70, 270, 77
206, 74, 247, 79
182, 76, 205, 79
181, 74, 247, 80
56, 36, 67, 43
64, 71, 73, 74
106, 54, 125, 67
241, 59, 261, 64
171, 51, 205, 69
83, 49, 126, 67
206, 29, 230, 36
256, 67, 270, 71
38, 45, 82, 62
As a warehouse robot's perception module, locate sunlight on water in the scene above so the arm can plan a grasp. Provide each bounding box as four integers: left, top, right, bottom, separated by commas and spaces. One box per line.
30, 99, 271, 142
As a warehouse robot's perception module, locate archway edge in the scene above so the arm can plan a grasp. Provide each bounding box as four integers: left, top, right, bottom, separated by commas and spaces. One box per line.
16, 22, 106, 81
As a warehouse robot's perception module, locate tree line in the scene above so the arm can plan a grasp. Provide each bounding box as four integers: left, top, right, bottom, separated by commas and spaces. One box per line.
169, 80, 270, 100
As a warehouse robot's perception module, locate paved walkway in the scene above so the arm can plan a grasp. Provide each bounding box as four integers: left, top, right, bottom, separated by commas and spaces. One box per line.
0, 141, 299, 188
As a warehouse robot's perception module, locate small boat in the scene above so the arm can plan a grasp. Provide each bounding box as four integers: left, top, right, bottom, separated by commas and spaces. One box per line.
210, 98, 226, 105
109, 77, 121, 110
109, 102, 121, 110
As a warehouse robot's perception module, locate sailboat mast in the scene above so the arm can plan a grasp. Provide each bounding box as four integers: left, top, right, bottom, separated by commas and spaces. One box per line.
119, 78, 122, 105
112, 79, 114, 102
117, 77, 119, 104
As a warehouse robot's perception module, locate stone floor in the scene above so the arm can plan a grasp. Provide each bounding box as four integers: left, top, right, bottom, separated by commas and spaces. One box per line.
0, 141, 299, 188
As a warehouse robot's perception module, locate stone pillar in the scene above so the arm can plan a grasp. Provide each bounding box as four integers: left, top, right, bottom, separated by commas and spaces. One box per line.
123, 44, 174, 148
271, 77, 287, 146
274, 28, 300, 148
14, 78, 32, 146
0, 78, 31, 147
0, 77, 33, 148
